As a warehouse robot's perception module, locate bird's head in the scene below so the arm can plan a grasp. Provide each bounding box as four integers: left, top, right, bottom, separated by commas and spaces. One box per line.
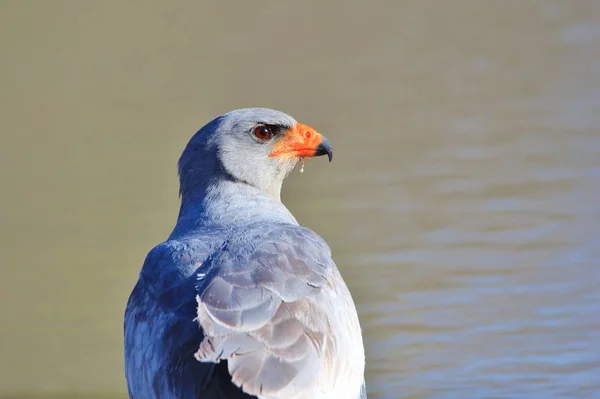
178, 108, 332, 200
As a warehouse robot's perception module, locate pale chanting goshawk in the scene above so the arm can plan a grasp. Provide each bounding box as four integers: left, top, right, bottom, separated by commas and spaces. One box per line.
124, 108, 366, 399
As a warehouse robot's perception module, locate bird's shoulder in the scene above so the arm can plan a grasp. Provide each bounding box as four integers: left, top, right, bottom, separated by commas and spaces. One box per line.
137, 223, 334, 312
199, 222, 334, 289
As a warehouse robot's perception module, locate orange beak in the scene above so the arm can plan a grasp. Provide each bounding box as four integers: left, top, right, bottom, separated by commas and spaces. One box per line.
268, 123, 333, 162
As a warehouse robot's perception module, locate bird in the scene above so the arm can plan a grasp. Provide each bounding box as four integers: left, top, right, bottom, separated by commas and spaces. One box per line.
124, 108, 367, 399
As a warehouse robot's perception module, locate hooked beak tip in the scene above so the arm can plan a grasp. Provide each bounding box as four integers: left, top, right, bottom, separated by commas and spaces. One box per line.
315, 137, 333, 162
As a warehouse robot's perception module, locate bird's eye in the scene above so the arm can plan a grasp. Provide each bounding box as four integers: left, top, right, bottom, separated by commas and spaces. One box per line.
253, 125, 275, 141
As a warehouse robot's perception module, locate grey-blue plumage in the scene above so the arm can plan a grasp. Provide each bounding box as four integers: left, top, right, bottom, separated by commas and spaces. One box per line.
124, 108, 366, 398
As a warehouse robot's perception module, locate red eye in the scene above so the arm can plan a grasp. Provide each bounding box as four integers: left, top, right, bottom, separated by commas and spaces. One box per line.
254, 125, 274, 141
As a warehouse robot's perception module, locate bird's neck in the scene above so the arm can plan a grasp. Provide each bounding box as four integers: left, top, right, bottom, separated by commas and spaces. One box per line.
171, 179, 297, 237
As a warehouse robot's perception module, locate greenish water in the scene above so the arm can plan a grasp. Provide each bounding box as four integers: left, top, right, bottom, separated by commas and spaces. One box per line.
1, 1, 599, 398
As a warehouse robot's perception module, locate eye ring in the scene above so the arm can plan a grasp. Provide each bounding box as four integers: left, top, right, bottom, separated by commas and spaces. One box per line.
253, 125, 275, 141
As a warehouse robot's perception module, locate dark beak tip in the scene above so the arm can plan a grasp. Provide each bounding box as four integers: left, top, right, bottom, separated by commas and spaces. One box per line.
316, 137, 333, 162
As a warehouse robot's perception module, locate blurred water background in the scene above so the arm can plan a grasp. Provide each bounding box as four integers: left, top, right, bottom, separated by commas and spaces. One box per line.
1, 1, 599, 398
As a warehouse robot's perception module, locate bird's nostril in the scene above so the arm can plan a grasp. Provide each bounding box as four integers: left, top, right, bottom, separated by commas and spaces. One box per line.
304, 130, 312, 139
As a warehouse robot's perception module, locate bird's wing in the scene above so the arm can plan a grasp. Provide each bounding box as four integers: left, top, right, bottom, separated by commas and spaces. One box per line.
194, 224, 335, 398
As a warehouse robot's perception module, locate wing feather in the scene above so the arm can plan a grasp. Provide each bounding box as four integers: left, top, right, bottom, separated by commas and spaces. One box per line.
194, 225, 334, 398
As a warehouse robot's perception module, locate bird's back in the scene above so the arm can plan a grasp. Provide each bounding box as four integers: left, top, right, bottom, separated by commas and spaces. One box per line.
124, 231, 253, 398
125, 223, 366, 399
